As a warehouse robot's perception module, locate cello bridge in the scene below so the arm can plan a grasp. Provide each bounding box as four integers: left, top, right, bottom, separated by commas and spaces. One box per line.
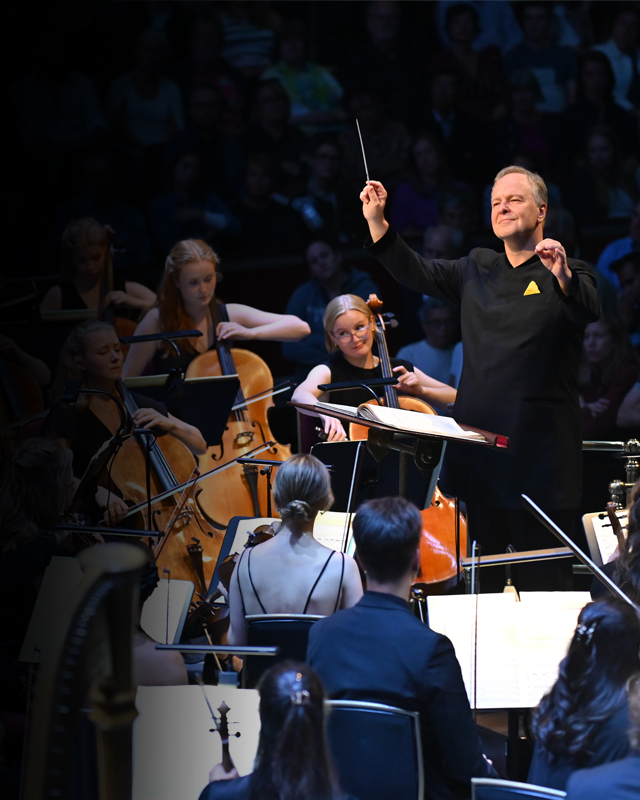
235, 431, 254, 445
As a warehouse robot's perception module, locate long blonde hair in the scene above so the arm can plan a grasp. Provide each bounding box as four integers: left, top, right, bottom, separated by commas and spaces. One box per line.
322, 294, 373, 353
60, 217, 114, 287
272, 454, 334, 530
50, 319, 117, 408
157, 239, 220, 354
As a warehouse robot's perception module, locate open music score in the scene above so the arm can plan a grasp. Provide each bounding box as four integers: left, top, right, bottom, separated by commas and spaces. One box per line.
427, 591, 591, 709
583, 508, 629, 566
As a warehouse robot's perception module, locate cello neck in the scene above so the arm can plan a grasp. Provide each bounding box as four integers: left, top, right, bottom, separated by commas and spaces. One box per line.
366, 295, 399, 410
116, 379, 178, 491
212, 303, 247, 409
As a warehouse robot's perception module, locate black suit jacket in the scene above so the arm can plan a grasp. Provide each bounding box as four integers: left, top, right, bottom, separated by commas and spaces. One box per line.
566, 753, 640, 800
307, 591, 495, 800
367, 228, 600, 508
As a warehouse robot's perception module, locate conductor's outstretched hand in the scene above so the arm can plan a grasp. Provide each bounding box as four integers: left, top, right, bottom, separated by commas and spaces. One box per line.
360, 181, 389, 242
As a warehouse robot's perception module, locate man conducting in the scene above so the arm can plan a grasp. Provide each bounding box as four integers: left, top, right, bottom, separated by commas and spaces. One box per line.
360, 167, 600, 590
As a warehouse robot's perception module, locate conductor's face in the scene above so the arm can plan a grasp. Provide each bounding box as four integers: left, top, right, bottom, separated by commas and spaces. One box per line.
491, 173, 546, 243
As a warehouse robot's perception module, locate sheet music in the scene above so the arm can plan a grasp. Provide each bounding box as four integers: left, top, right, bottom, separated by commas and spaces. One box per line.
592, 510, 628, 565
229, 513, 355, 559
428, 591, 590, 709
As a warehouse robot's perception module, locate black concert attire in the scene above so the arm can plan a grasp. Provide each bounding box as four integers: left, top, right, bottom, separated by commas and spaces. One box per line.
307, 591, 496, 800
198, 774, 356, 800
566, 753, 640, 800
367, 228, 600, 590
57, 276, 126, 310
528, 704, 631, 790
152, 300, 227, 375
321, 352, 413, 406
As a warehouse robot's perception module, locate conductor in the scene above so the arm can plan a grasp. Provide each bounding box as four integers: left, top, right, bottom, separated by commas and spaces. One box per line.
360, 166, 601, 590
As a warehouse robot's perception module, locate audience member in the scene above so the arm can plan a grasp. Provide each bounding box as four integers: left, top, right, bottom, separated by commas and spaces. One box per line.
242, 79, 309, 196
389, 133, 465, 238
563, 51, 639, 169
338, 89, 411, 191
528, 599, 640, 791
307, 496, 497, 799
596, 201, 640, 290
164, 86, 245, 200
218, 1, 276, 78
490, 70, 562, 182
222, 454, 362, 646
610, 253, 640, 346
340, 0, 427, 129
298, 138, 364, 245
262, 20, 344, 135
618, 381, 640, 431
565, 673, 640, 799
567, 126, 637, 223
229, 154, 306, 257
430, 2, 506, 122
396, 299, 460, 387
199, 661, 355, 799
579, 317, 639, 440
593, 5, 640, 112
435, 0, 522, 54
40, 217, 156, 314
57, 148, 153, 273
173, 14, 247, 135
149, 149, 239, 260
107, 29, 184, 181
505, 1, 577, 114
420, 69, 487, 185
282, 240, 378, 379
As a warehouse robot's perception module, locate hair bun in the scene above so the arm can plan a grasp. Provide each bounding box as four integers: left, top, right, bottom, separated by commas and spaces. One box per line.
281, 499, 311, 522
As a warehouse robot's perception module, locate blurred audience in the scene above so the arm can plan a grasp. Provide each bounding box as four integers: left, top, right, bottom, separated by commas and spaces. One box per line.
396, 298, 460, 387
435, 0, 522, 54
610, 253, 640, 346
593, 5, 640, 112
597, 201, 640, 289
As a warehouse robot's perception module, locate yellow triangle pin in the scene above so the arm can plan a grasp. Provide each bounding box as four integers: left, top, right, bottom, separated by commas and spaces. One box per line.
524, 281, 540, 296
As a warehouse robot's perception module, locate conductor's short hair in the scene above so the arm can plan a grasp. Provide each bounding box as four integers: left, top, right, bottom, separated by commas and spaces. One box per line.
353, 497, 422, 583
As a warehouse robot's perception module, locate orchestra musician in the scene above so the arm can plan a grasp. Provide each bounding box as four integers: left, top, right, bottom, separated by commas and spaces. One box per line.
219, 454, 362, 646
307, 496, 497, 799
360, 166, 601, 590
40, 217, 156, 315
292, 293, 456, 442
121, 238, 310, 378
44, 319, 207, 525
200, 661, 355, 800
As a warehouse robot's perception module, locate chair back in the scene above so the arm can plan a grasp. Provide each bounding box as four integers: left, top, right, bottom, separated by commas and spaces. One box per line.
244, 614, 323, 688
472, 777, 567, 800
325, 699, 423, 800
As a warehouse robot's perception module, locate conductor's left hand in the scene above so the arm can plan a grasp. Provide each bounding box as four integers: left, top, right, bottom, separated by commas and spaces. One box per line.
535, 238, 572, 292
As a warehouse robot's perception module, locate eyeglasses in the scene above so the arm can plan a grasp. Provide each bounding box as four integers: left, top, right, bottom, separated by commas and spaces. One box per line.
331, 324, 371, 343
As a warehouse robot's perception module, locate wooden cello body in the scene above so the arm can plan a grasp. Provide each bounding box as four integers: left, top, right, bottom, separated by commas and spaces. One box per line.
106, 381, 224, 596
352, 295, 467, 593
186, 347, 291, 528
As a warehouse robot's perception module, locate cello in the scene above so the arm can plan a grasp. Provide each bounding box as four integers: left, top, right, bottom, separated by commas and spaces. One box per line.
105, 379, 225, 596
185, 304, 291, 528
353, 294, 467, 593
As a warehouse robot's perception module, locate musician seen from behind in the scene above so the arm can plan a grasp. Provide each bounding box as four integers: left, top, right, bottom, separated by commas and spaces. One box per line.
360, 167, 601, 591
307, 496, 497, 800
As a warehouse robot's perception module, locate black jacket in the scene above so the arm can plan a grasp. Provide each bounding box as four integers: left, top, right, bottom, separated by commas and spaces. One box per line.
367, 227, 600, 508
307, 591, 495, 800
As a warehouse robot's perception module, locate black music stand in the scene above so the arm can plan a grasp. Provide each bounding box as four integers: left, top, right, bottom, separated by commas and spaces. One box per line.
124, 374, 240, 446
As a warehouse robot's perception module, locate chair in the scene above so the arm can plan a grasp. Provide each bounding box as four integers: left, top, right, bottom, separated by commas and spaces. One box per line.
472, 777, 567, 800
325, 699, 423, 800
243, 614, 323, 688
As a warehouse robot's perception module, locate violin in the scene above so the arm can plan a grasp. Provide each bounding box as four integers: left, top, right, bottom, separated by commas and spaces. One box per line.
354, 294, 468, 593
185, 305, 291, 528
184, 523, 276, 642
606, 502, 627, 557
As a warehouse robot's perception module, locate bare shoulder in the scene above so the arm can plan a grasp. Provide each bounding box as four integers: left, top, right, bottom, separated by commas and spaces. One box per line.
136, 307, 161, 333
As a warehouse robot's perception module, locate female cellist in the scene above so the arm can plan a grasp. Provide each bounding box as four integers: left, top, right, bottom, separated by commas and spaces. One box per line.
45, 319, 207, 525
121, 238, 310, 378
40, 217, 156, 315
292, 293, 456, 441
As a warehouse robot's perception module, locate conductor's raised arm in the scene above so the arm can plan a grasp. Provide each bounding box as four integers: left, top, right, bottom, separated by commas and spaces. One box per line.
360, 181, 390, 242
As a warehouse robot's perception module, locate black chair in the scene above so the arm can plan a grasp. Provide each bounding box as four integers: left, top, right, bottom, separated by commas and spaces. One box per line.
243, 614, 323, 688
325, 699, 423, 800
472, 778, 567, 799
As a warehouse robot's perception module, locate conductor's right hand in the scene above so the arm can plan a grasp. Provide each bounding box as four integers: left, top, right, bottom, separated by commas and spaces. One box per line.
360, 181, 389, 241
320, 414, 347, 442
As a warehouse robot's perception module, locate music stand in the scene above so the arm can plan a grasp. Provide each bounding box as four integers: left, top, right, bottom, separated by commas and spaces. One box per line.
124, 374, 240, 446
